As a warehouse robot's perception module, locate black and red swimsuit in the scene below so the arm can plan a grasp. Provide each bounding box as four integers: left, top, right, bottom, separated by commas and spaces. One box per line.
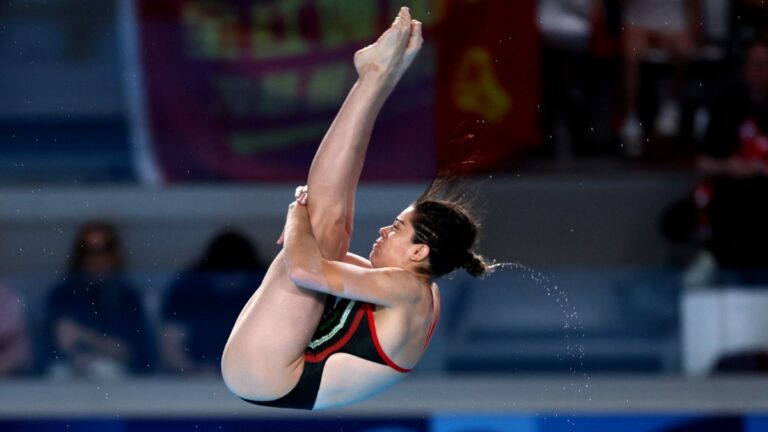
244, 295, 439, 410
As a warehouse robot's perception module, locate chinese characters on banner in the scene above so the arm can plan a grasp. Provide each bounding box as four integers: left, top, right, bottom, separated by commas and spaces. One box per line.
135, 0, 539, 182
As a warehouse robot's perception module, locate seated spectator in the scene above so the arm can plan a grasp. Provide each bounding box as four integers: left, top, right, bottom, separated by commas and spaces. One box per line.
537, 0, 623, 157
620, 0, 700, 156
694, 39, 768, 281
0, 283, 31, 376
730, 0, 768, 55
697, 39, 768, 177
44, 221, 152, 378
160, 230, 266, 375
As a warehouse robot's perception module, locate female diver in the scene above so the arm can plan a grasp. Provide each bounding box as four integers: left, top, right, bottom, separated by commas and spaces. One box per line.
222, 7, 489, 410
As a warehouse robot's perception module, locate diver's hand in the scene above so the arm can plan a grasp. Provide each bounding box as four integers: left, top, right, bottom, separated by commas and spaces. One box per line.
277, 186, 309, 245
354, 6, 423, 87
294, 185, 308, 206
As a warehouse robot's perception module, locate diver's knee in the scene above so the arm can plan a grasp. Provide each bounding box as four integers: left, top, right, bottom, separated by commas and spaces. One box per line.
221, 346, 282, 400
310, 211, 350, 259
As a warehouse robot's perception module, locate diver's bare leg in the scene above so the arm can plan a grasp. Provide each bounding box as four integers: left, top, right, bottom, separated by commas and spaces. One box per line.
306, 7, 423, 259
222, 8, 422, 401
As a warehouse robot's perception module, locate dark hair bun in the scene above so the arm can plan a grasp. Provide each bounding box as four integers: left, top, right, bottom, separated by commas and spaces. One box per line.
463, 252, 488, 277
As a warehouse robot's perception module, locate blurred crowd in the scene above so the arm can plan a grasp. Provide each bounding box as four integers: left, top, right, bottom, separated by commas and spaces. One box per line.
536, 0, 767, 162
0, 223, 266, 379
541, 0, 768, 288
661, 38, 768, 279
539, 0, 768, 374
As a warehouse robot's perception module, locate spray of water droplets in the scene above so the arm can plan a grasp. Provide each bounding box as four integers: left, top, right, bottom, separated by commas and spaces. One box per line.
483, 261, 592, 423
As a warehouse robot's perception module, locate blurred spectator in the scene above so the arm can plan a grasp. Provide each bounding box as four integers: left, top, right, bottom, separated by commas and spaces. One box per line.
0, 283, 31, 376
730, 0, 768, 56
160, 230, 266, 375
693, 39, 768, 281
620, 0, 700, 156
537, 0, 623, 158
698, 39, 768, 177
44, 221, 152, 378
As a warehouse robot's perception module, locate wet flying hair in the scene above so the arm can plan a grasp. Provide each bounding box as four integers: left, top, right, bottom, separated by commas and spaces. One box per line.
409, 177, 489, 278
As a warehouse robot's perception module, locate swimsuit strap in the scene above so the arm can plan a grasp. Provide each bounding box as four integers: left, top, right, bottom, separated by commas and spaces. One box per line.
365, 304, 411, 373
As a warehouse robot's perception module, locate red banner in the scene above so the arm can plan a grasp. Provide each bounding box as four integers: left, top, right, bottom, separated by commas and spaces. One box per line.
435, 0, 541, 174
135, 0, 539, 182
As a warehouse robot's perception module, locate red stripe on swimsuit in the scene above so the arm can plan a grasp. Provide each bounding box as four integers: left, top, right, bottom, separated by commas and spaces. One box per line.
365, 303, 411, 373
302, 297, 439, 373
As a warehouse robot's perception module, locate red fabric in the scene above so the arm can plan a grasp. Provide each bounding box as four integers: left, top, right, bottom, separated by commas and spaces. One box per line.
738, 118, 768, 163
435, 0, 541, 174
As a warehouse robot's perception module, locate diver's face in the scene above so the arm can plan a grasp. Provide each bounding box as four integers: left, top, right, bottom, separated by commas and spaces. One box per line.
370, 207, 419, 268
